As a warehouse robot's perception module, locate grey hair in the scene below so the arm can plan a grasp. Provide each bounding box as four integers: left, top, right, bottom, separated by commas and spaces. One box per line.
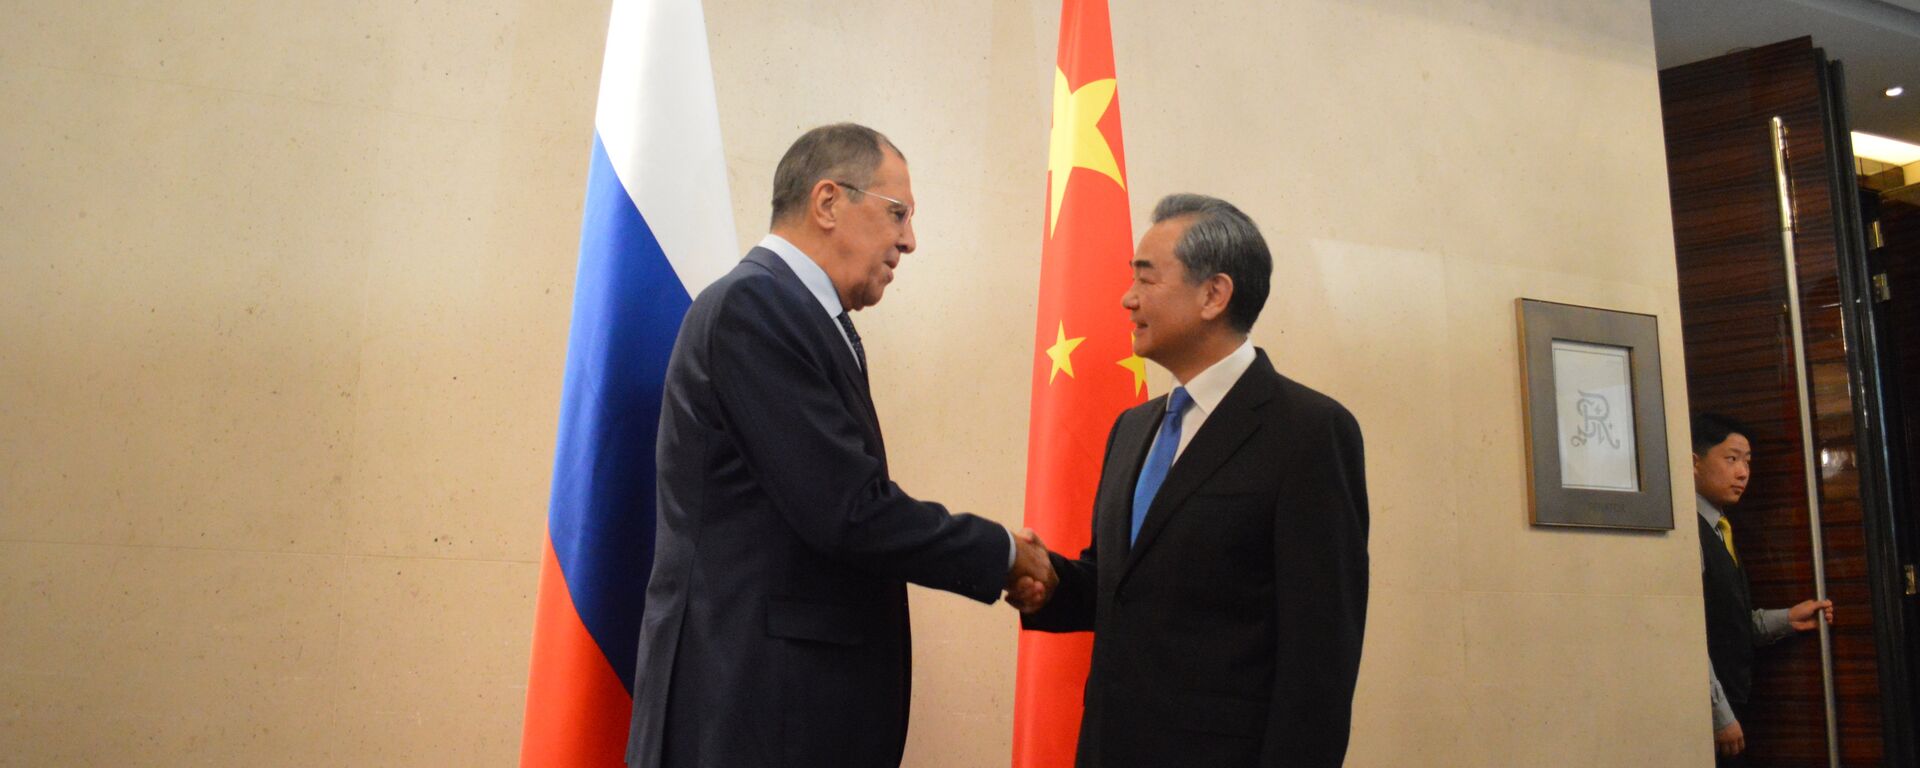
769, 123, 903, 227
1151, 193, 1272, 333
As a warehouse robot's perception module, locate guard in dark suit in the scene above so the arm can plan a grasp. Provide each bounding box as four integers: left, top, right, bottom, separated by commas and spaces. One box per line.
625, 124, 1056, 768
1688, 412, 1832, 764
1016, 194, 1370, 767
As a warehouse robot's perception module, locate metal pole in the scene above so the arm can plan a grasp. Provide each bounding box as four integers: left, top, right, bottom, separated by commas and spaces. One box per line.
1770, 115, 1841, 768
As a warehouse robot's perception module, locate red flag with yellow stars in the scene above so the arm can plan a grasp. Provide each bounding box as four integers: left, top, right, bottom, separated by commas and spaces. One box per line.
1013, 1, 1141, 765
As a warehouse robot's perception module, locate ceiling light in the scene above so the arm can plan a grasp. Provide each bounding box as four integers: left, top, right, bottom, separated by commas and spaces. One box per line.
1887, 86, 1905, 98
1853, 132, 1920, 165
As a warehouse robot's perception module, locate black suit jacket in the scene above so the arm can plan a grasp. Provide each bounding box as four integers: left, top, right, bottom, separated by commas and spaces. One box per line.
625, 247, 1011, 768
1025, 350, 1369, 767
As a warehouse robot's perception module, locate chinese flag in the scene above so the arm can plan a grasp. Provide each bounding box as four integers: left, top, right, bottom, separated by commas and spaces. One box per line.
1012, 1, 1142, 766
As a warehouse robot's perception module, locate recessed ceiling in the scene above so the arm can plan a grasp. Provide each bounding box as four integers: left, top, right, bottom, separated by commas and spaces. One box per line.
1652, 0, 1920, 146
1854, 131, 1920, 163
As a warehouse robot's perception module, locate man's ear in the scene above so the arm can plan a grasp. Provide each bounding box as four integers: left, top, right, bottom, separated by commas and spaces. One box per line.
1199, 273, 1235, 322
809, 179, 841, 231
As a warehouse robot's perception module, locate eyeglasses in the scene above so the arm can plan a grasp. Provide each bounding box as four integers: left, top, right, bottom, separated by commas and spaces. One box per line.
832, 180, 913, 225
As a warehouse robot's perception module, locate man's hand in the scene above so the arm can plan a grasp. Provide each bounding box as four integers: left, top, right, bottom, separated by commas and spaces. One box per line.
1004, 528, 1057, 614
1715, 720, 1745, 756
1789, 599, 1835, 631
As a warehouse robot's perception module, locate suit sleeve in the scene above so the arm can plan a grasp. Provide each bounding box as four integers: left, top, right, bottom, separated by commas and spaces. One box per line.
1261, 404, 1369, 767
1020, 415, 1123, 633
705, 279, 1010, 604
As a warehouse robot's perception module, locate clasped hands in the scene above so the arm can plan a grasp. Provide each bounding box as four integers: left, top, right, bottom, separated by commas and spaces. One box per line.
1004, 528, 1057, 614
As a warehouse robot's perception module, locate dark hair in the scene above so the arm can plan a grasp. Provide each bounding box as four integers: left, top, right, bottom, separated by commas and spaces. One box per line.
769, 123, 902, 227
1151, 193, 1272, 333
1690, 412, 1752, 455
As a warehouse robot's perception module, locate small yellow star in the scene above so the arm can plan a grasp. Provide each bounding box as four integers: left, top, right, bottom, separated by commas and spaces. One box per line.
1048, 68, 1126, 237
1046, 322, 1087, 384
1117, 335, 1147, 396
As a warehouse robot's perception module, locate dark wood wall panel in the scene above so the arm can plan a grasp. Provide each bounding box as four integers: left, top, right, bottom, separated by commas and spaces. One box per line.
1661, 37, 1887, 766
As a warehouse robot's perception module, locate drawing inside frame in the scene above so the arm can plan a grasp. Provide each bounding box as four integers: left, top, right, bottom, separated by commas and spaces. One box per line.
1517, 299, 1673, 530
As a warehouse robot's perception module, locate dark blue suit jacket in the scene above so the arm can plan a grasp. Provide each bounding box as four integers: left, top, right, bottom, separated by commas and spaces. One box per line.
625, 247, 1010, 768
1025, 352, 1369, 767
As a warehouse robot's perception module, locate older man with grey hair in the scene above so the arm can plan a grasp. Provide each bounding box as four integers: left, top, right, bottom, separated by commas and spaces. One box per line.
1013, 193, 1371, 767
627, 123, 1056, 768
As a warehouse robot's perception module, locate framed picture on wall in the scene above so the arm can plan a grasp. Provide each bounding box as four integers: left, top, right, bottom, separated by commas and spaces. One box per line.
1516, 298, 1673, 530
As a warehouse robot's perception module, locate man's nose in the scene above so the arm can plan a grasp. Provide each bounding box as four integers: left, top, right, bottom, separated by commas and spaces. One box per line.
898, 220, 916, 255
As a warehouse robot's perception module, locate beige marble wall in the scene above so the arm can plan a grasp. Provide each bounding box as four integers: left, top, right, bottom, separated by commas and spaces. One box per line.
0, 0, 1709, 765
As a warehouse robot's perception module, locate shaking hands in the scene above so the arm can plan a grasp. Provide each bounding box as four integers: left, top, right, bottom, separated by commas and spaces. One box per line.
1005, 528, 1057, 614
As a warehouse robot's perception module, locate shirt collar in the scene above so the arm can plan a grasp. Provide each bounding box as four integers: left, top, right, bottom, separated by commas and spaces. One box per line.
1696, 494, 1723, 527
760, 233, 844, 319
1175, 339, 1256, 417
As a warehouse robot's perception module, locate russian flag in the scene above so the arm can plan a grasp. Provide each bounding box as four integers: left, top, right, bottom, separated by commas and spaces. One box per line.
519, 1, 735, 764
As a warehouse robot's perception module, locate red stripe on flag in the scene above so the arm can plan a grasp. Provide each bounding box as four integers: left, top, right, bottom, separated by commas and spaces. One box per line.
1013, 631, 1095, 767
520, 538, 633, 767
1014, 1, 1139, 765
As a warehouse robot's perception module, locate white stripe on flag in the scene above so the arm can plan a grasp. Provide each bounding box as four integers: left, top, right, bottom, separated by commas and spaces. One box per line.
594, 0, 738, 295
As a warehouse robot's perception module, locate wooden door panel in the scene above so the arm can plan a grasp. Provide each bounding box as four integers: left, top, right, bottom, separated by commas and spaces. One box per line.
1661, 36, 1889, 766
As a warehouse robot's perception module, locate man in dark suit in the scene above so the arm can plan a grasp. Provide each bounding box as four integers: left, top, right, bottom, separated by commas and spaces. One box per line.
625, 123, 1056, 768
1012, 194, 1370, 767
1690, 412, 1832, 765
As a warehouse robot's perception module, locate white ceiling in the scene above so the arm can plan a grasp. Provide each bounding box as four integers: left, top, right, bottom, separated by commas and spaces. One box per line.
1652, 0, 1920, 145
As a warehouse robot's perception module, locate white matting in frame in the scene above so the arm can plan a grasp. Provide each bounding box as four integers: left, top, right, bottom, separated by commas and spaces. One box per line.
1551, 340, 1639, 492
1516, 298, 1671, 530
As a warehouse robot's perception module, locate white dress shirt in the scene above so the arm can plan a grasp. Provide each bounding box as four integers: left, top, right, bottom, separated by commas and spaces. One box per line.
1146, 338, 1257, 463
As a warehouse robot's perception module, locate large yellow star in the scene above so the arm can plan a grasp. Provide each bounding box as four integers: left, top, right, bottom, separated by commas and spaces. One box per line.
1046, 322, 1087, 384
1117, 334, 1147, 396
1048, 68, 1126, 237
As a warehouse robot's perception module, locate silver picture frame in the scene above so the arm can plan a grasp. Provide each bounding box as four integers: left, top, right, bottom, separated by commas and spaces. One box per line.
1517, 298, 1673, 530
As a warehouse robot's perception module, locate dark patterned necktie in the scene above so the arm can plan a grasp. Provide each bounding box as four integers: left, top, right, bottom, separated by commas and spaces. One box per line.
836, 312, 866, 372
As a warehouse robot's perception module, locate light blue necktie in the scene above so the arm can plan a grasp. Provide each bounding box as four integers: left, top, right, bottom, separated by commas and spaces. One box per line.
1131, 387, 1193, 543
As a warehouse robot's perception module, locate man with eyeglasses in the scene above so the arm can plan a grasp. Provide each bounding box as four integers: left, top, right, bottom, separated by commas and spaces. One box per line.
624, 123, 1057, 768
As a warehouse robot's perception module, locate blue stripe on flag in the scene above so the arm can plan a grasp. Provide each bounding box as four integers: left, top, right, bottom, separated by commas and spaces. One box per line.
546, 132, 695, 693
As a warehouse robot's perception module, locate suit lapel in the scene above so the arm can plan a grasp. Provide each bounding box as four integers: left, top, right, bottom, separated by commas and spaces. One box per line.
1120, 352, 1281, 581
744, 248, 884, 445
1101, 401, 1163, 566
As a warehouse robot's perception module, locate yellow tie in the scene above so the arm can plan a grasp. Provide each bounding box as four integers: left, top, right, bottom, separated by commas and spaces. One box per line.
1715, 517, 1739, 565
